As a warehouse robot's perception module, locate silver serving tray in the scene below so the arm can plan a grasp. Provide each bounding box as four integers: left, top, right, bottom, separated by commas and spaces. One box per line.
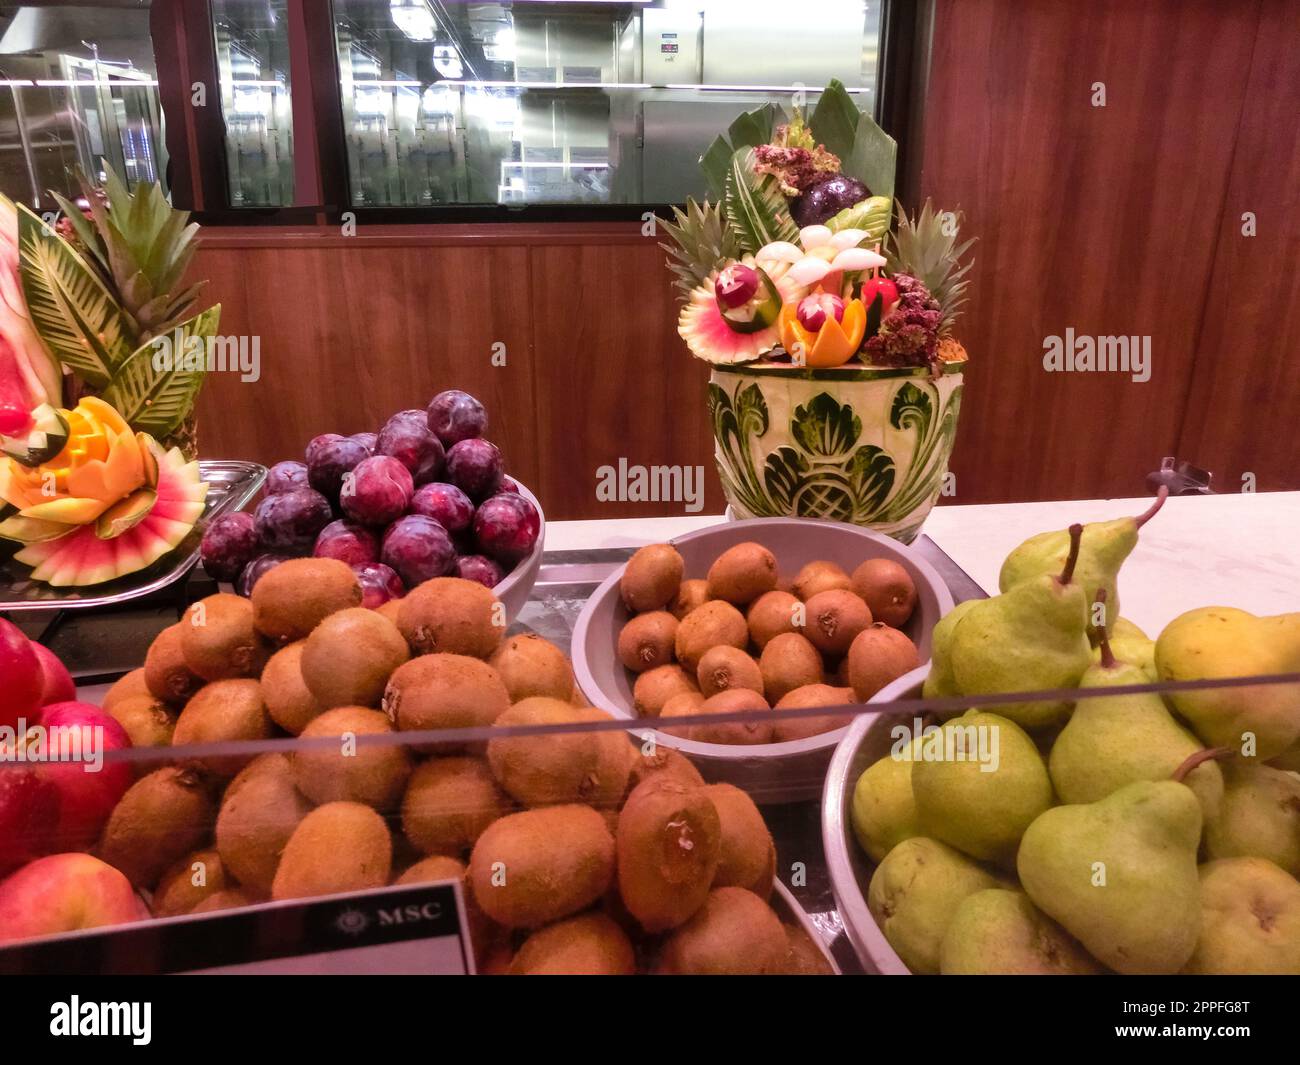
0, 460, 266, 612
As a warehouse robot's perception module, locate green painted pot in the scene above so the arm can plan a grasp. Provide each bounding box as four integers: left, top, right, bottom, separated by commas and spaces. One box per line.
708, 362, 965, 544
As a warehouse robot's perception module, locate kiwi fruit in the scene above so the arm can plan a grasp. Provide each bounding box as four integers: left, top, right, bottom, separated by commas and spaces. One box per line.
747, 589, 802, 651
673, 599, 748, 672
144, 624, 203, 706
632, 664, 698, 717
616, 777, 721, 933
397, 577, 503, 658
802, 588, 873, 657
152, 848, 230, 917
191, 889, 258, 914
703, 783, 775, 898
103, 668, 150, 713
655, 887, 787, 975
791, 560, 853, 601
624, 744, 705, 795
782, 923, 835, 975
851, 557, 917, 627
696, 645, 763, 698
106, 694, 177, 752
401, 756, 510, 855
669, 578, 710, 621
510, 912, 636, 975
617, 611, 678, 673
252, 557, 362, 643
172, 678, 274, 777
759, 632, 824, 704
488, 634, 574, 702
291, 705, 412, 809
847, 623, 920, 700
98, 766, 215, 889
396, 854, 466, 886
215, 752, 313, 894
487, 698, 630, 808
180, 593, 269, 681
772, 683, 856, 742
693, 688, 774, 745
620, 543, 684, 612
301, 607, 410, 709
261, 641, 324, 735
271, 800, 392, 901
469, 804, 614, 928
376, 598, 404, 624
382, 653, 510, 745
658, 690, 707, 739
706, 542, 778, 606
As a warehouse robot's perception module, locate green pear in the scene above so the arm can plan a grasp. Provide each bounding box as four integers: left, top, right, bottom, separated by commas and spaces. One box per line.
1182, 858, 1300, 974
1090, 616, 1156, 679
1204, 763, 1300, 876
948, 525, 1092, 729
851, 737, 922, 863
939, 888, 1103, 975
921, 599, 979, 699
1017, 780, 1203, 974
912, 710, 1054, 864
1050, 639, 1223, 823
999, 491, 1166, 638
867, 836, 1001, 974
1155, 607, 1300, 760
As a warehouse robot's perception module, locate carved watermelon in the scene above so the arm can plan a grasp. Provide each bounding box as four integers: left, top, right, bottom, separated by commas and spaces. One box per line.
13, 441, 207, 586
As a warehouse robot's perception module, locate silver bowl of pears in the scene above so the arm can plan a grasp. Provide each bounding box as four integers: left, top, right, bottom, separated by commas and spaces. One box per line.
823, 505, 1300, 976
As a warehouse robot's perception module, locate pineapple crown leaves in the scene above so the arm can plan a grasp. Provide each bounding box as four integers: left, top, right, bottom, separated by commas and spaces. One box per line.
886, 199, 976, 335
659, 197, 740, 298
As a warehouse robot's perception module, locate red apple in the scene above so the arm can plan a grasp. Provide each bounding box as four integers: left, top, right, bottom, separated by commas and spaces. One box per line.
0, 619, 42, 729
0, 767, 60, 877
30, 643, 76, 707
34, 702, 133, 851
0, 853, 148, 944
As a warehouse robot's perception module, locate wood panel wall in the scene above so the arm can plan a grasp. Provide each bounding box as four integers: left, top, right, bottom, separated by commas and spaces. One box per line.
192, 0, 1297, 520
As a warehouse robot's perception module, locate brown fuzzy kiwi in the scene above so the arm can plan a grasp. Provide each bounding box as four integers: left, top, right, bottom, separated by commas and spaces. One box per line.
702, 783, 775, 898
847, 623, 920, 700
106, 694, 177, 752
759, 632, 824, 704
696, 645, 764, 698
851, 557, 917, 627
381, 653, 510, 747
655, 887, 787, 975
152, 848, 231, 917
616, 777, 721, 933
658, 690, 707, 739
252, 557, 362, 643
191, 888, 258, 914
624, 744, 705, 796
179, 593, 269, 681
791, 559, 853, 601
98, 766, 216, 889
144, 624, 203, 706
401, 756, 510, 856
802, 588, 873, 657
271, 801, 392, 901
617, 611, 678, 673
747, 590, 802, 650
620, 543, 684, 612
772, 684, 856, 742
301, 607, 410, 709
469, 804, 614, 928
782, 924, 835, 975
487, 699, 631, 808
261, 641, 323, 735
397, 577, 503, 658
673, 599, 748, 672
396, 854, 466, 886
488, 634, 574, 702
632, 664, 698, 717
706, 542, 778, 606
510, 912, 636, 975
103, 668, 150, 713
693, 688, 774, 745
376, 598, 404, 624
172, 678, 274, 777
291, 705, 411, 809
669, 578, 710, 620
215, 753, 313, 894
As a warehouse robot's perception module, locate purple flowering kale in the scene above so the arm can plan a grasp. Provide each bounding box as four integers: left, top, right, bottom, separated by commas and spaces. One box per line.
862, 273, 944, 371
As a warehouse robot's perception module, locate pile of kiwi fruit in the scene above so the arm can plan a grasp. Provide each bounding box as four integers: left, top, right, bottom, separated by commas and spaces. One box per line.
617, 541, 923, 744
94, 557, 829, 975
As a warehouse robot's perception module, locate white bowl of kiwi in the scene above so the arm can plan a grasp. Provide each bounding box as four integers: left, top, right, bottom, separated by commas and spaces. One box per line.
571, 518, 952, 803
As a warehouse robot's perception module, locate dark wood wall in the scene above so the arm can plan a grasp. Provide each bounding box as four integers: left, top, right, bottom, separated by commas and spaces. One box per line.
193, 0, 1298, 519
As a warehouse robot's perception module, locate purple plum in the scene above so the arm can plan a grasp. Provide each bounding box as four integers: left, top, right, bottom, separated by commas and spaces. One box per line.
427, 390, 487, 446
236, 553, 293, 597
791, 175, 870, 228
306, 433, 344, 465
495, 476, 521, 496
307, 437, 370, 502
314, 519, 381, 566
352, 562, 406, 609
201, 512, 259, 583
456, 554, 506, 588
446, 438, 503, 500
376, 411, 445, 485
410, 481, 474, 535
350, 431, 378, 454
340, 455, 414, 526
473, 492, 540, 565
254, 488, 333, 552
266, 460, 309, 495
381, 514, 457, 588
